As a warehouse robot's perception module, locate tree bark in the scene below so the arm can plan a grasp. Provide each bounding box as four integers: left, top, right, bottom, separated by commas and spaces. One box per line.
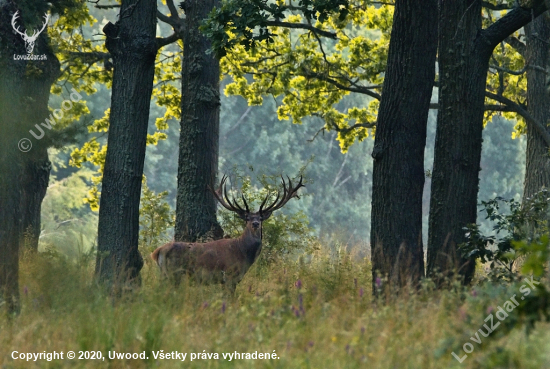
96, 0, 157, 288
18, 31, 60, 252
370, 0, 437, 291
175, 0, 223, 242
427, 1, 549, 285
523, 14, 550, 201
0, 1, 60, 313
0, 13, 24, 311
20, 150, 51, 251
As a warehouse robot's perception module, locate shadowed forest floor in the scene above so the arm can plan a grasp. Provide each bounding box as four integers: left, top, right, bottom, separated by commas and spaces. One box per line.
1, 246, 549, 369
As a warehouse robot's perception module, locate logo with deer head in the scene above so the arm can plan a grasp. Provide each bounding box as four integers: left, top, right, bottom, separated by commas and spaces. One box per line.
11, 11, 50, 55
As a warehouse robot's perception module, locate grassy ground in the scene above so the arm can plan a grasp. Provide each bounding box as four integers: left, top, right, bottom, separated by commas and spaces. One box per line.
1, 246, 549, 369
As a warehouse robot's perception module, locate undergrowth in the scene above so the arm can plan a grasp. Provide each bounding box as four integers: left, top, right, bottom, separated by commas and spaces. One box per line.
1, 244, 550, 369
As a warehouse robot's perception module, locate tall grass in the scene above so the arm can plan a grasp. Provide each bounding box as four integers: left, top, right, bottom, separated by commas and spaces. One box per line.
1, 244, 549, 369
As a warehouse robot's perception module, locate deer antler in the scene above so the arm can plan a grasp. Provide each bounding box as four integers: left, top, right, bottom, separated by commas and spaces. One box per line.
30, 13, 50, 40
209, 175, 248, 219
11, 11, 27, 37
259, 176, 304, 216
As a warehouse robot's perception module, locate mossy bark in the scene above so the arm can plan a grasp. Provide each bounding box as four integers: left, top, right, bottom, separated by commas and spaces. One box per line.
175, 0, 223, 242
427, 0, 549, 285
96, 0, 157, 288
523, 15, 550, 201
370, 0, 437, 290
0, 1, 59, 313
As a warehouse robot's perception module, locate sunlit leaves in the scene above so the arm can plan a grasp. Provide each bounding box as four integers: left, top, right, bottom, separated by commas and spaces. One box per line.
207, 1, 392, 152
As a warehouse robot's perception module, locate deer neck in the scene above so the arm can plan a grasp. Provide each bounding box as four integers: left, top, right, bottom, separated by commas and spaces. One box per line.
238, 226, 263, 266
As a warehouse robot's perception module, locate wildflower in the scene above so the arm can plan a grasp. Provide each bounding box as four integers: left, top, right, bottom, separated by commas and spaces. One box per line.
295, 279, 302, 289
359, 288, 364, 297
221, 301, 226, 314
202, 301, 209, 309
23, 286, 28, 296
472, 289, 477, 297
487, 306, 493, 314
375, 277, 382, 288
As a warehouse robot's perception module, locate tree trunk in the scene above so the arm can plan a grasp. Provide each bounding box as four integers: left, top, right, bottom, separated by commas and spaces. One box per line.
175, 0, 223, 242
20, 150, 51, 251
523, 15, 550, 201
0, 2, 60, 313
96, 0, 157, 288
427, 1, 549, 285
0, 10, 27, 313
370, 0, 437, 291
18, 31, 60, 252
0, 61, 23, 313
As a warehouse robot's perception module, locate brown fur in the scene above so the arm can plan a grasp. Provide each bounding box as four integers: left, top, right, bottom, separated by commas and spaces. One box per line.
151, 219, 263, 292
151, 175, 304, 293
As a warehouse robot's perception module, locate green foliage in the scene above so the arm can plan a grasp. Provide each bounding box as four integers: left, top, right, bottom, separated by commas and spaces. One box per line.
460, 189, 550, 282
216, 169, 317, 267
202, 0, 349, 57
203, 0, 392, 152
514, 235, 550, 278
39, 163, 98, 261
6, 247, 550, 368
460, 222, 517, 282
139, 178, 175, 253
47, 3, 175, 211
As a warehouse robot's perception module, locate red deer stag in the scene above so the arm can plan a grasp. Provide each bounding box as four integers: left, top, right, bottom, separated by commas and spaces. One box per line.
151, 175, 304, 292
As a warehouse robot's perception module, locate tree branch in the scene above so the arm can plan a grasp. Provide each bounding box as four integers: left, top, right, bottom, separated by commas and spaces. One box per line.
95, 4, 121, 9
490, 63, 547, 75
429, 102, 516, 112
485, 91, 550, 146
157, 10, 180, 27
264, 20, 337, 39
166, 0, 180, 19
504, 36, 526, 57
302, 70, 382, 100
482, 1, 513, 10
480, 0, 549, 52
68, 51, 111, 63
156, 33, 179, 49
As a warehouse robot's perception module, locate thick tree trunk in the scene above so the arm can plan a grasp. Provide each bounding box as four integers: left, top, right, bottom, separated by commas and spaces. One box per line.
175, 0, 223, 242
19, 32, 60, 252
96, 0, 157, 288
0, 67, 23, 314
523, 15, 550, 201
20, 150, 51, 251
0, 2, 59, 313
370, 0, 437, 291
427, 0, 483, 285
427, 1, 549, 285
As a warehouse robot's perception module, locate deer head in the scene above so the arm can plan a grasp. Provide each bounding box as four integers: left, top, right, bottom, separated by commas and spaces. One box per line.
11, 11, 50, 54
151, 175, 304, 292
210, 174, 305, 241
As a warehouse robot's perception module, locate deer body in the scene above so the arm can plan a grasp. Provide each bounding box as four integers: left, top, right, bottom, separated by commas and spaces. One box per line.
151, 224, 262, 289
151, 176, 303, 292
